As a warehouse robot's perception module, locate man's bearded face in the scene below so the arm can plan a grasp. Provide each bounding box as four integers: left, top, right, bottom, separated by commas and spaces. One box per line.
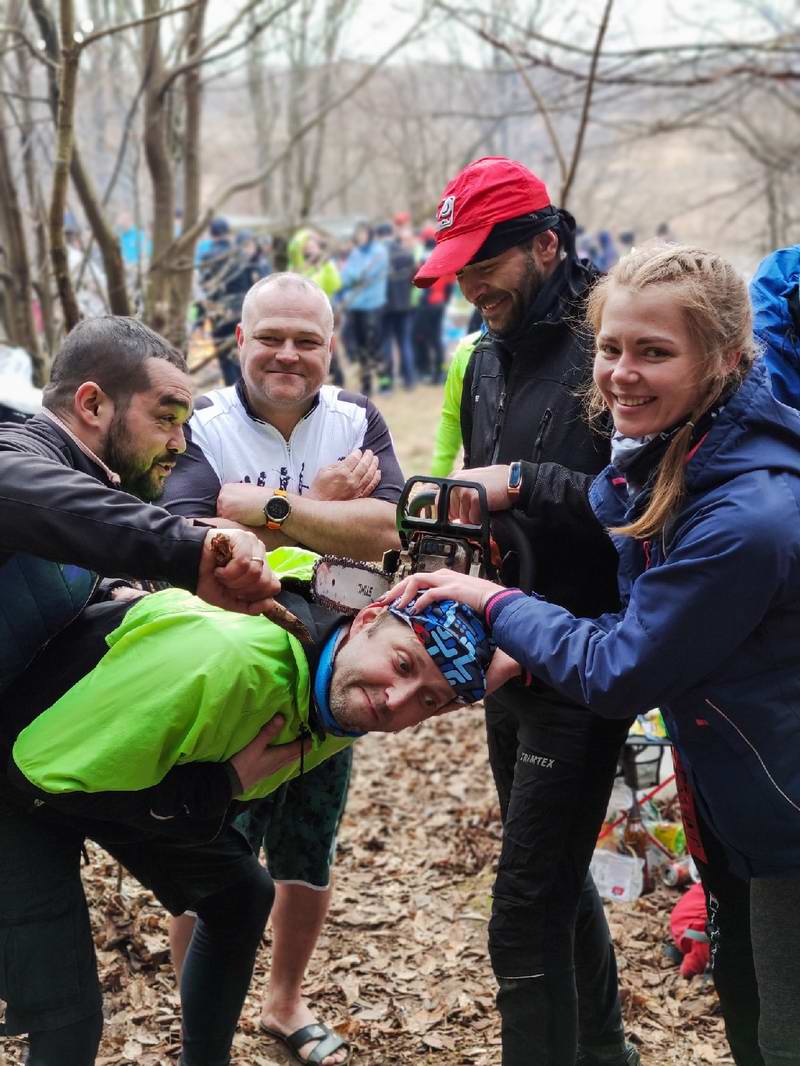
456, 243, 548, 336
329, 610, 454, 734
101, 360, 192, 502
104, 408, 177, 501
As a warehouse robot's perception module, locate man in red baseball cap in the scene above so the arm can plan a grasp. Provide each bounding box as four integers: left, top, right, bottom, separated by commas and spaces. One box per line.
419, 158, 640, 1066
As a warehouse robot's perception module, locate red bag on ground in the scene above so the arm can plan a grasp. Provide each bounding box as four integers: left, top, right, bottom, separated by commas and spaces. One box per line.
670, 882, 710, 978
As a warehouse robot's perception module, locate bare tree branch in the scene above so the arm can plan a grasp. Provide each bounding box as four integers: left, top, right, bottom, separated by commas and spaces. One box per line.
155, 3, 434, 268
506, 48, 566, 181
0, 23, 56, 66
81, 0, 201, 48
157, 0, 299, 98
449, 5, 800, 61
560, 0, 613, 206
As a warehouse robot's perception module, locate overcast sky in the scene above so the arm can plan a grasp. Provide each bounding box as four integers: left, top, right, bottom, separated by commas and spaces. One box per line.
340, 0, 790, 63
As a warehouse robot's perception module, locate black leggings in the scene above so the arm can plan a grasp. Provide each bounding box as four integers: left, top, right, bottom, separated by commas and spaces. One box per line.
752, 878, 800, 1066
25, 1013, 103, 1066
486, 686, 631, 1065
180, 864, 275, 1066
24, 861, 273, 1066
347, 309, 383, 395
691, 802, 800, 1066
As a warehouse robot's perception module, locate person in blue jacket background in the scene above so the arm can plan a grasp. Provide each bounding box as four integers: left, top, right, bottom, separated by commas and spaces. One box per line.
750, 244, 800, 409
338, 222, 389, 396
386, 244, 800, 1066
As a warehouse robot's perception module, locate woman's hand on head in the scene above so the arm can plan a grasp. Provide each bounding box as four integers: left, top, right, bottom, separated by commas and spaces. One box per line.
379, 568, 505, 616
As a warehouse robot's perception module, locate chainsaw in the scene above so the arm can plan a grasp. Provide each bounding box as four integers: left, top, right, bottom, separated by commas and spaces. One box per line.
311, 476, 500, 615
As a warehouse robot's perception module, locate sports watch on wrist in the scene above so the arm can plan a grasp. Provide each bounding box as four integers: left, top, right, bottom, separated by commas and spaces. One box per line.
507, 461, 524, 497
264, 489, 291, 530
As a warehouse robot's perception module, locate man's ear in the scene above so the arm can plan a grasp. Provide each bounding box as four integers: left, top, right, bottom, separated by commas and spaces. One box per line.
73, 381, 115, 431
534, 229, 560, 270
235, 322, 244, 351
349, 603, 385, 637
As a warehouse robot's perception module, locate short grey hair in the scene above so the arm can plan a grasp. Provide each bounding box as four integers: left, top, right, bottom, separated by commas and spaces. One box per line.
241, 272, 334, 336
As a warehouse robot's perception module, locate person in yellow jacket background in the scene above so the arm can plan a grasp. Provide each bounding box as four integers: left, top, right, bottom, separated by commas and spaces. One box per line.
287, 227, 345, 385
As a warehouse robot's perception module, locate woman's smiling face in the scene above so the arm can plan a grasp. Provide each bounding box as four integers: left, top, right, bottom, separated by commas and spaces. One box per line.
594, 282, 708, 437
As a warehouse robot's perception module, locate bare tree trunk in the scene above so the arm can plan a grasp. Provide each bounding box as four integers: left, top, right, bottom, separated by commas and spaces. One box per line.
168, 0, 207, 346
50, 0, 82, 331
246, 28, 273, 215
29, 0, 132, 318
10, 0, 55, 360
0, 88, 45, 379
142, 0, 176, 336
298, 0, 348, 219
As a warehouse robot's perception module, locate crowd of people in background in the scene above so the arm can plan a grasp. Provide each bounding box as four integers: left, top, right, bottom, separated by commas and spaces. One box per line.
43, 203, 686, 402
200, 211, 459, 396
189, 212, 686, 398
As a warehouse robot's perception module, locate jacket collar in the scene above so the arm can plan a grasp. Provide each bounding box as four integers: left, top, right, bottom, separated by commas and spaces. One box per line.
235, 378, 320, 426
36, 410, 121, 486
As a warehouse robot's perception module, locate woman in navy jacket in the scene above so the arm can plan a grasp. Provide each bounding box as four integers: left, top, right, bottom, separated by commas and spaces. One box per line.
387, 244, 800, 1066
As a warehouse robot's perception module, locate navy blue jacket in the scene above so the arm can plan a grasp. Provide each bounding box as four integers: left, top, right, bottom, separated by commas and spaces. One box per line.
750, 245, 800, 409
488, 360, 800, 877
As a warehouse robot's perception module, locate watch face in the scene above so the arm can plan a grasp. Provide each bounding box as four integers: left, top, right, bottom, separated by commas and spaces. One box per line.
508, 463, 523, 490
265, 495, 291, 522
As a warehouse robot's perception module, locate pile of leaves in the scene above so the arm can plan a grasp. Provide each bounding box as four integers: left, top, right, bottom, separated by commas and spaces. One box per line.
2, 705, 734, 1065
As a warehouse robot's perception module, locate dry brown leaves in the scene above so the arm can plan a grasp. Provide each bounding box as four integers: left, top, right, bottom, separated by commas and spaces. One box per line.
3, 705, 734, 1065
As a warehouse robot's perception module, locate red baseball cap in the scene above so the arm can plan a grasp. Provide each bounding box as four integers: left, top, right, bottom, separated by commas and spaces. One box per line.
414, 156, 552, 288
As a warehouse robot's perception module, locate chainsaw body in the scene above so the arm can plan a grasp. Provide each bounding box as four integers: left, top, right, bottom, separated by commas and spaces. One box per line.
311, 477, 501, 615
382, 476, 492, 584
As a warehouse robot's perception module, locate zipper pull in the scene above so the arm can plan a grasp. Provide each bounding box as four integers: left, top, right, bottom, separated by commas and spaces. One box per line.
533, 408, 553, 462
490, 391, 507, 462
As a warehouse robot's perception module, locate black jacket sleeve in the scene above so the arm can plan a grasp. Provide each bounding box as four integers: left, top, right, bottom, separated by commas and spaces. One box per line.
0, 451, 207, 588
517, 460, 599, 529
6, 757, 243, 843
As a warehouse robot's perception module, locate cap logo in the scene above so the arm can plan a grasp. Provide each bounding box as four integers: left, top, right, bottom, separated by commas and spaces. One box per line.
437, 195, 455, 231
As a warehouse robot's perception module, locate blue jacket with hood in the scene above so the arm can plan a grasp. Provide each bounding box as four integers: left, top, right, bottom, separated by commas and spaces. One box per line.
750, 245, 800, 409
489, 359, 800, 878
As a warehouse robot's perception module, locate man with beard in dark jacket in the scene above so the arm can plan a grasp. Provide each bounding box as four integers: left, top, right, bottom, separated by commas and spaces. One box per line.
0, 315, 283, 697
414, 157, 639, 1066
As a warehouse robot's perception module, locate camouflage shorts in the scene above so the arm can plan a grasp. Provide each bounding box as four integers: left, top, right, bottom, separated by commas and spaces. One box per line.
234, 746, 352, 889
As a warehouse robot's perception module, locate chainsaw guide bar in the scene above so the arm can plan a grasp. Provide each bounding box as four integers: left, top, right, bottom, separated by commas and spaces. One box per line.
311, 556, 394, 615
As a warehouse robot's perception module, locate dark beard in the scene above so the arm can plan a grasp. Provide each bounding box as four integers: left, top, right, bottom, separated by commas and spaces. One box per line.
104, 413, 165, 502
492, 252, 545, 338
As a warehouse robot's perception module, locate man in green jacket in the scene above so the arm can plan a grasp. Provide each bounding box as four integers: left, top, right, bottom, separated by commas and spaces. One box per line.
0, 547, 495, 1066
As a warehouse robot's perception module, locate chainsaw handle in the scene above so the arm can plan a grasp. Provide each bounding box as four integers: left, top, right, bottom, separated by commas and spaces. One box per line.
397, 476, 489, 540
406, 490, 437, 519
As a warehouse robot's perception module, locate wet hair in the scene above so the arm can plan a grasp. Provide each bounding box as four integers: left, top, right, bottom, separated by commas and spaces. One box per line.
241, 271, 334, 336
43, 316, 187, 415
585, 243, 757, 540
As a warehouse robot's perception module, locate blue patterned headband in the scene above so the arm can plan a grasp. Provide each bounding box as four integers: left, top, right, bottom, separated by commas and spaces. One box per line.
388, 598, 496, 704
